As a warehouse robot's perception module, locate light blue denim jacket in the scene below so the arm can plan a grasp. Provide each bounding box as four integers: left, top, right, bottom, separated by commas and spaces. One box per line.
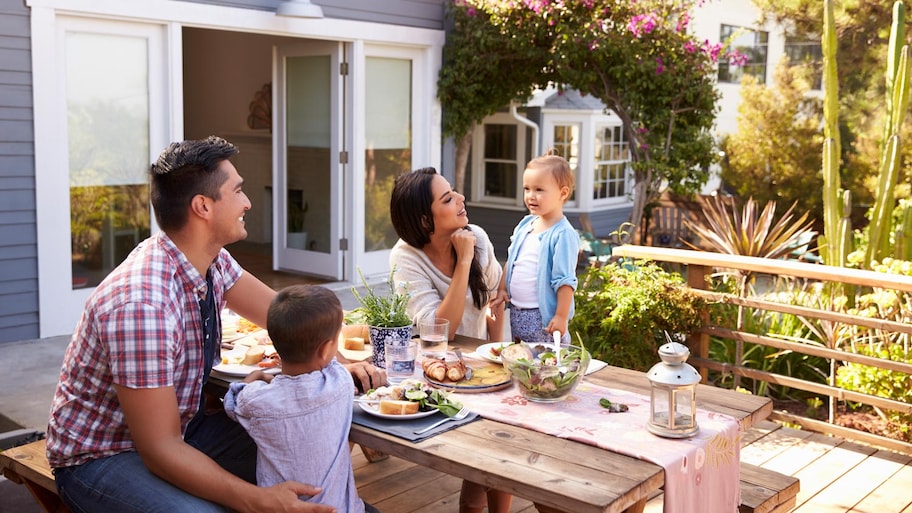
504, 215, 580, 325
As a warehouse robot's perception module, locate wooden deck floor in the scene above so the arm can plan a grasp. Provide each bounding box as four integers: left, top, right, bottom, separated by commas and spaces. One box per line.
352, 420, 912, 513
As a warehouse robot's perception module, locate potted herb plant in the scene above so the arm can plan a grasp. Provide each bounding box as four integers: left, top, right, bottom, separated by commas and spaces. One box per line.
287, 199, 308, 250
351, 268, 412, 368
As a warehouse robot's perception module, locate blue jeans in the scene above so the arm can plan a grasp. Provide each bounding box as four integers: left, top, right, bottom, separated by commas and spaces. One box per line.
55, 410, 256, 513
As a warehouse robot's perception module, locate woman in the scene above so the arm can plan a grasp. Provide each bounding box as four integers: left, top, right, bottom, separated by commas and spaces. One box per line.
389, 167, 512, 513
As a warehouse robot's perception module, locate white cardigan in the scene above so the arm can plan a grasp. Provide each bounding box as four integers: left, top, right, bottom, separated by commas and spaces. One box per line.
389, 224, 502, 340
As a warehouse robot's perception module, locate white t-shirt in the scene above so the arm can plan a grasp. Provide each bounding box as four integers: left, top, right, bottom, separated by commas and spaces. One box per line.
508, 229, 540, 308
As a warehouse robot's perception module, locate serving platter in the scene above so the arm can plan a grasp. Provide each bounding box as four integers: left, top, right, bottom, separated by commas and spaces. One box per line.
424, 362, 512, 393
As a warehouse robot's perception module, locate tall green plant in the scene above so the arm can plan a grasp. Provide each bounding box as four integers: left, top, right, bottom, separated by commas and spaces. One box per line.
821, 0, 912, 269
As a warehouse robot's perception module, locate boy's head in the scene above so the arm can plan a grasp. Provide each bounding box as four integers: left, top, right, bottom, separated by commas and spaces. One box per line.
525, 154, 575, 204
267, 285, 343, 364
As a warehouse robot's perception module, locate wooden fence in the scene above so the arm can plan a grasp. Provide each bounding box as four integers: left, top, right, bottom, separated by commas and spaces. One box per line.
611, 245, 912, 455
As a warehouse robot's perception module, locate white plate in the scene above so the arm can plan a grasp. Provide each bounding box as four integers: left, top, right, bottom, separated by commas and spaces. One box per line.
211, 363, 281, 377
475, 342, 513, 363
221, 332, 246, 344
357, 399, 439, 420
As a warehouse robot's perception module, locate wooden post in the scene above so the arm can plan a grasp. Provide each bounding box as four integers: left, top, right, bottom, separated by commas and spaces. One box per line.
686, 263, 710, 383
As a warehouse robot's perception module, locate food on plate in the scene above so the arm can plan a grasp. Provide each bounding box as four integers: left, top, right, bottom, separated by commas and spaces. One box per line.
242, 345, 266, 366
422, 359, 447, 381
421, 358, 467, 382
237, 317, 260, 334
363, 378, 462, 417
343, 337, 366, 351
235, 332, 272, 347
489, 343, 513, 357
446, 360, 467, 381
378, 399, 420, 415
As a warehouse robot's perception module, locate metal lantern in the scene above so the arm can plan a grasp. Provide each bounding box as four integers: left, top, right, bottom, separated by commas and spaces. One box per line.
646, 341, 701, 438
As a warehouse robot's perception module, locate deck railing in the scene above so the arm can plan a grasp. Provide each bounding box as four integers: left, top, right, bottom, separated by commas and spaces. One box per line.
611, 245, 912, 455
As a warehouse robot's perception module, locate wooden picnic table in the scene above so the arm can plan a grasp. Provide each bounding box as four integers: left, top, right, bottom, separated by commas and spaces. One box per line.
346, 334, 773, 513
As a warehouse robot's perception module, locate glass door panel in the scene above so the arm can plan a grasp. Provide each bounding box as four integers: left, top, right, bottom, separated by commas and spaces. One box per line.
275, 42, 342, 279
364, 57, 411, 252
66, 32, 152, 289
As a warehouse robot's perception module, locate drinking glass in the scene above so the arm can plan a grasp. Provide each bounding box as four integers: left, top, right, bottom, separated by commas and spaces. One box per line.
418, 318, 449, 359
385, 341, 418, 384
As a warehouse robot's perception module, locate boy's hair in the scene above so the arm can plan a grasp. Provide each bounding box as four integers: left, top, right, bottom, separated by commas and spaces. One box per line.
266, 285, 343, 364
150, 136, 239, 231
526, 154, 576, 199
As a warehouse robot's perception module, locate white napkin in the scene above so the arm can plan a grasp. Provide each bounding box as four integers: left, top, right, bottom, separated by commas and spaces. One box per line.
586, 359, 608, 375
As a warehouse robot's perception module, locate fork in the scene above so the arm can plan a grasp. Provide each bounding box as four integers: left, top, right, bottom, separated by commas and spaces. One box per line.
413, 406, 471, 434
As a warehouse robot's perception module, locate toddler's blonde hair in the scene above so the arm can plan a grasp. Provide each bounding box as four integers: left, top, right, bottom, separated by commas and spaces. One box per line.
526, 154, 575, 201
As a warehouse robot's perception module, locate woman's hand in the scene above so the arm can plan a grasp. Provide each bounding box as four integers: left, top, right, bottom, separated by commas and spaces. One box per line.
451, 228, 477, 266
489, 288, 509, 309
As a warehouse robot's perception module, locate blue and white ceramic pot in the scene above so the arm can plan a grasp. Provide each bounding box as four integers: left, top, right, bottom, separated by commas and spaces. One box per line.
369, 325, 413, 368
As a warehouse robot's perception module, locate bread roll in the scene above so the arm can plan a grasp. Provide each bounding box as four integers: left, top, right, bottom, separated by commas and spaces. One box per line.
422, 359, 447, 381
378, 400, 419, 415
344, 337, 365, 351
242, 345, 265, 365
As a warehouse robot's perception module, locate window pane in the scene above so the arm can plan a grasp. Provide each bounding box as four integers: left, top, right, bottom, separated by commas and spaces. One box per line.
67, 32, 151, 289
785, 36, 822, 90
365, 57, 412, 251
593, 125, 629, 200
718, 24, 769, 83
552, 124, 579, 202
482, 124, 518, 200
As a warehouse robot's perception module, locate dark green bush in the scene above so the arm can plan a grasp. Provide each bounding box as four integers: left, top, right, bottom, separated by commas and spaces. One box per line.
570, 260, 706, 371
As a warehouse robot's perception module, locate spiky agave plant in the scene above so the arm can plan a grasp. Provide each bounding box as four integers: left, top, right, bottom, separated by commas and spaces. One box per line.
683, 195, 816, 387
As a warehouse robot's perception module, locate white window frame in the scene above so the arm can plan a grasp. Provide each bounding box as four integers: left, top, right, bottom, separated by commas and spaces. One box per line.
471, 112, 527, 207
592, 123, 632, 207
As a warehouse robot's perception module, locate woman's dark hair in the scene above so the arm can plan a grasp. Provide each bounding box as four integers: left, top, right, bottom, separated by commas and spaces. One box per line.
150, 136, 238, 231
390, 167, 489, 309
267, 285, 342, 364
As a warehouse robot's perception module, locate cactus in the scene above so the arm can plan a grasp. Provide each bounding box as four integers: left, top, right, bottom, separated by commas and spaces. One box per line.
895, 201, 912, 260
820, 0, 842, 266
822, 0, 911, 269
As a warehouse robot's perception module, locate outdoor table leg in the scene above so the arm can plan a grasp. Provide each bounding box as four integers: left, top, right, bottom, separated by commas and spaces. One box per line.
359, 445, 389, 463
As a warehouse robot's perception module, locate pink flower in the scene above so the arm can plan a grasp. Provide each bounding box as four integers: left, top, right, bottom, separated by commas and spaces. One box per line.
684, 41, 696, 53
655, 56, 664, 74
467, 6, 477, 16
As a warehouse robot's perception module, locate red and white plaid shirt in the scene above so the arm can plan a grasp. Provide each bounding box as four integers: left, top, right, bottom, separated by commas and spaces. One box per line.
46, 232, 242, 468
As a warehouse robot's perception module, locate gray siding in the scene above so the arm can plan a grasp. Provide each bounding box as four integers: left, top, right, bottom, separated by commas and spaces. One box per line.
0, 0, 36, 344
185, 0, 446, 29
471, 207, 633, 261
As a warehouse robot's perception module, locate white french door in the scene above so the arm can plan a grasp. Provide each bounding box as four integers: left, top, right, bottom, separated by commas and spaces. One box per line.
273, 41, 344, 279
34, 14, 170, 336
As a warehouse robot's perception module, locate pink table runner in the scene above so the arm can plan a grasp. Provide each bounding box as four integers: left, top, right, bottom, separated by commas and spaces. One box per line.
457, 381, 741, 513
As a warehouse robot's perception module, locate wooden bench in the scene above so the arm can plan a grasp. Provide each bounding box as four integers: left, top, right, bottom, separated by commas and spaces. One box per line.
5, 440, 798, 513
0, 439, 70, 513
739, 462, 799, 513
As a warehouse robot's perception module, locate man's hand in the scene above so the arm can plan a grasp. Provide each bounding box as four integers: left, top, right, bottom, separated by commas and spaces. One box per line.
344, 361, 386, 393
251, 482, 336, 513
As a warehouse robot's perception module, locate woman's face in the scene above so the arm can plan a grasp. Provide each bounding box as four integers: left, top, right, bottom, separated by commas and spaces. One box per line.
429, 174, 467, 233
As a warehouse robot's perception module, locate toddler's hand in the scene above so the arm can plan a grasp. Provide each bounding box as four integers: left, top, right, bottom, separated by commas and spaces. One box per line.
545, 315, 569, 339
489, 289, 509, 309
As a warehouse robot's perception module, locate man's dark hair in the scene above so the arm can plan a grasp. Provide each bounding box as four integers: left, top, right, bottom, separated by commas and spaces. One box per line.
267, 285, 343, 364
150, 136, 239, 231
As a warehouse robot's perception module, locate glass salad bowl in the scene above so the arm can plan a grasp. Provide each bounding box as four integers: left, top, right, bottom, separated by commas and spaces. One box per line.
499, 342, 590, 403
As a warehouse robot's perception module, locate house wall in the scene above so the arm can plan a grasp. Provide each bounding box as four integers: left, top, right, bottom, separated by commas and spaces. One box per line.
0, 0, 447, 345
0, 0, 38, 343
184, 0, 445, 30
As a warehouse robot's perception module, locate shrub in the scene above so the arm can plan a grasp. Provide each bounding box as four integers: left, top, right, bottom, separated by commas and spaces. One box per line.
570, 260, 706, 371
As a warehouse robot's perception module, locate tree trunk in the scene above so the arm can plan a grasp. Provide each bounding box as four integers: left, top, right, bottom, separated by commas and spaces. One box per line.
453, 133, 473, 194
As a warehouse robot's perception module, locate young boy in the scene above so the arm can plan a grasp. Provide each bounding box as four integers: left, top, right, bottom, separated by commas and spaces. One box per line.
224, 285, 379, 513
493, 154, 580, 344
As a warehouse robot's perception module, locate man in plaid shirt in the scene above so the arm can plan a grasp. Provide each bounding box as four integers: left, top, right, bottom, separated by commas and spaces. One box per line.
47, 136, 384, 513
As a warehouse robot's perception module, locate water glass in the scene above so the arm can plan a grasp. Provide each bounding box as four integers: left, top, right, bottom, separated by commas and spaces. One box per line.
385, 341, 417, 384
418, 318, 449, 359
